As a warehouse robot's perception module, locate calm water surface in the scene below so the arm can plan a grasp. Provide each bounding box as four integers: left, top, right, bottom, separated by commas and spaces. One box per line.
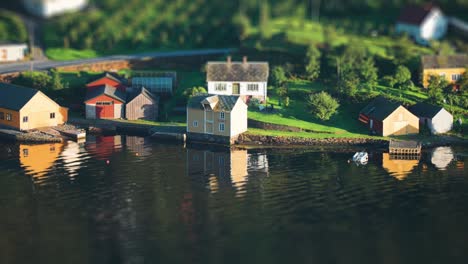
0, 135, 467, 264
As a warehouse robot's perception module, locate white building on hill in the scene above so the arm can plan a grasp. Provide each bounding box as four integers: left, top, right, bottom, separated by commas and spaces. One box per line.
0, 44, 28, 62
22, 0, 87, 18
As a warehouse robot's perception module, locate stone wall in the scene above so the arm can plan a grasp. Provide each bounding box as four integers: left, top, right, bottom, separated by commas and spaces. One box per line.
187, 132, 237, 145
55, 60, 130, 72
236, 133, 388, 147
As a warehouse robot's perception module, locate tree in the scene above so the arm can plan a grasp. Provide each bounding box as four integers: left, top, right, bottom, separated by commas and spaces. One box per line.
458, 69, 468, 91
183, 86, 207, 98
359, 57, 378, 91
427, 75, 448, 104
12, 71, 51, 91
271, 66, 287, 87
394, 65, 411, 89
305, 44, 321, 81
307, 91, 339, 120
49, 69, 66, 90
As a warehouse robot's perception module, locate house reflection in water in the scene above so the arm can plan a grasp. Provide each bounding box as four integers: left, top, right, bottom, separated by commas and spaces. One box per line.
60, 141, 86, 178
187, 148, 249, 196
431, 147, 454, 170
382, 153, 419, 180
85, 135, 123, 160
125, 136, 152, 158
19, 143, 64, 183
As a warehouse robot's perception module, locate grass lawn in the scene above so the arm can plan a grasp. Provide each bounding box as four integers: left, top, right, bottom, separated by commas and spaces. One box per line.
247, 128, 380, 139
46, 48, 100, 61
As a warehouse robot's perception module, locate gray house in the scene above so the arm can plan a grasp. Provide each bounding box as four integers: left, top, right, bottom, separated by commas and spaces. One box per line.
125, 87, 159, 121
409, 103, 453, 134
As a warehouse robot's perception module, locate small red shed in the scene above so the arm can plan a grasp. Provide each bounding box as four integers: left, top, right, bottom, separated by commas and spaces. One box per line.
85, 85, 126, 119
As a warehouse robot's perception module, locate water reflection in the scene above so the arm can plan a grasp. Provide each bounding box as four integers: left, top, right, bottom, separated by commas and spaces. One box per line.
85, 135, 123, 160
60, 141, 87, 178
19, 143, 64, 181
125, 136, 152, 158
382, 153, 419, 180
431, 147, 454, 170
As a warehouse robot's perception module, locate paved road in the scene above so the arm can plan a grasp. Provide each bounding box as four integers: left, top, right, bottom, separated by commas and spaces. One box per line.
0, 48, 235, 74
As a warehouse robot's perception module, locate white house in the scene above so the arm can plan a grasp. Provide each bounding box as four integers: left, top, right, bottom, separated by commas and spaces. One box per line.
0, 44, 28, 62
22, 0, 87, 18
206, 57, 269, 103
395, 4, 448, 45
409, 103, 453, 134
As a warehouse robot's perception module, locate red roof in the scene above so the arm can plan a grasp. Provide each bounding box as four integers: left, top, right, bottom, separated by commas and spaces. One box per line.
397, 4, 437, 25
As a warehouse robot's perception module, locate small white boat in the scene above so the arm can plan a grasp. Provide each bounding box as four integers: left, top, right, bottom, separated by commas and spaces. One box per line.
352, 152, 368, 164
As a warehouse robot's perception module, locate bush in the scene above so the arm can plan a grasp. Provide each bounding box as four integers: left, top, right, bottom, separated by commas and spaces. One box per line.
183, 86, 207, 99
307, 91, 340, 121
248, 98, 261, 109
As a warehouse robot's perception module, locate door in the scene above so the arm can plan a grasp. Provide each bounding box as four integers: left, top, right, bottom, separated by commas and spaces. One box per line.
232, 83, 240, 95
206, 123, 213, 134
96, 102, 114, 119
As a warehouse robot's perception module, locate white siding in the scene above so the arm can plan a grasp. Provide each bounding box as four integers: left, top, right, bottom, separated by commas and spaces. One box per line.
114, 104, 123, 119
86, 104, 96, 119
0, 44, 27, 62
396, 8, 448, 44
430, 109, 452, 134
230, 99, 248, 137
22, 0, 87, 18
207, 81, 267, 99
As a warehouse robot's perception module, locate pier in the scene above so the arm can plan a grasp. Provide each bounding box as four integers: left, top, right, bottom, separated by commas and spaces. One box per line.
389, 140, 422, 155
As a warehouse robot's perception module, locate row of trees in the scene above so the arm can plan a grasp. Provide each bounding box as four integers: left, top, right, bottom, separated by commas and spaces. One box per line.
0, 10, 27, 43
12, 70, 67, 92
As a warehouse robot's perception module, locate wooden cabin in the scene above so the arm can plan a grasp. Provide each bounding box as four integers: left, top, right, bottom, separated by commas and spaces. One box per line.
359, 97, 419, 136
85, 85, 126, 119
187, 94, 248, 143
125, 87, 159, 121
0, 83, 68, 130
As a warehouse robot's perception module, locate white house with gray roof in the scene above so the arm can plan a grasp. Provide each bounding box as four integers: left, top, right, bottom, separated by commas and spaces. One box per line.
206, 57, 269, 103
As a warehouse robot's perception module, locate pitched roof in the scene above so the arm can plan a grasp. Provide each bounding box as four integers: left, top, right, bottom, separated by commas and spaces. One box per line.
409, 102, 445, 118
87, 72, 123, 86
127, 87, 158, 103
397, 4, 437, 25
206, 61, 269, 82
0, 82, 40, 111
360, 97, 401, 121
422, 54, 468, 69
85, 85, 126, 103
187, 94, 241, 112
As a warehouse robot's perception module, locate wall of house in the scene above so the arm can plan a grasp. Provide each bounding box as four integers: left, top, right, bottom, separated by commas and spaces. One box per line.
382, 106, 419, 136
213, 111, 230, 137
85, 94, 123, 119
430, 109, 453, 134
0, 46, 27, 62
85, 104, 96, 119
20, 92, 67, 130
420, 9, 448, 40
230, 101, 248, 137
207, 81, 267, 100
126, 94, 157, 121
395, 23, 421, 41
422, 68, 466, 88
187, 108, 205, 134
0, 107, 20, 130
22, 0, 87, 18
187, 108, 232, 137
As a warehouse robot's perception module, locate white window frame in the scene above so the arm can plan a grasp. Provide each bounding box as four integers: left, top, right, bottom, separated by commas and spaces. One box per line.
193, 120, 198, 127
220, 112, 225, 120
247, 84, 259, 92
219, 123, 225, 132
6, 113, 12, 121
452, 74, 461, 81
215, 83, 227, 91
23, 116, 28, 123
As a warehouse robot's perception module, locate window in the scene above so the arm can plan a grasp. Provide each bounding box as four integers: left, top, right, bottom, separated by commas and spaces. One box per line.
452, 74, 461, 81
50, 145, 55, 152
193, 121, 198, 127
219, 123, 225, 132
23, 116, 28, 123
0, 112, 4, 120
247, 84, 259, 92
215, 83, 227, 91
96, 101, 112, 105
23, 148, 29, 157
220, 112, 225, 119
6, 113, 12, 121
50, 113, 55, 119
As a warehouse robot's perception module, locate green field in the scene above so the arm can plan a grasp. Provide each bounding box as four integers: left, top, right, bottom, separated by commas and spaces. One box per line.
46, 48, 99, 61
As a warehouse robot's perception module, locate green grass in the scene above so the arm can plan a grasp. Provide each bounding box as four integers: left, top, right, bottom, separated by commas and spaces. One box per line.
247, 128, 382, 139
113, 119, 185, 127
46, 48, 100, 61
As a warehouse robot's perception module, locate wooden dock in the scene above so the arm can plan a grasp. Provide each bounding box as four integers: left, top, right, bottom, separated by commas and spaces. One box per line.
389, 140, 421, 155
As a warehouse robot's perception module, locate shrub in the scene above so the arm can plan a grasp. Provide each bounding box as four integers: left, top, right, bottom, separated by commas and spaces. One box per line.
248, 98, 261, 109
307, 91, 340, 120
183, 86, 207, 99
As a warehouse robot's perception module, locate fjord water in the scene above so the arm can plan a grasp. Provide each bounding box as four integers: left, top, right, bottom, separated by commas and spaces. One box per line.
0, 136, 467, 264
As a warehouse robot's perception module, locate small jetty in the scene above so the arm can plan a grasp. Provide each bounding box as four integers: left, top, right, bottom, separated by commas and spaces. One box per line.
389, 140, 422, 155
53, 126, 86, 141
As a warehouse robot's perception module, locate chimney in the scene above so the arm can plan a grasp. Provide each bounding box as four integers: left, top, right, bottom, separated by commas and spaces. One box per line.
227, 56, 232, 64
243, 56, 248, 64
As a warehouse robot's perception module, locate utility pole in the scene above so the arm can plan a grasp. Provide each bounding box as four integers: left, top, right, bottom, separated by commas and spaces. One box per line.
28, 19, 35, 72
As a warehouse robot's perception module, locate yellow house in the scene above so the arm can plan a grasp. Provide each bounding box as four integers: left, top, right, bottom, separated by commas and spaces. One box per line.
0, 82, 68, 130
186, 94, 247, 144
421, 54, 467, 88
19, 143, 64, 181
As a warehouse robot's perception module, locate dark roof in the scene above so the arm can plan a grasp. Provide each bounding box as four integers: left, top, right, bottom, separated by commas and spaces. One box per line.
187, 94, 240, 112
206, 61, 269, 82
360, 97, 401, 121
85, 85, 126, 103
422, 54, 468, 69
127, 87, 159, 103
0, 82, 40, 111
397, 4, 437, 25
409, 102, 444, 118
